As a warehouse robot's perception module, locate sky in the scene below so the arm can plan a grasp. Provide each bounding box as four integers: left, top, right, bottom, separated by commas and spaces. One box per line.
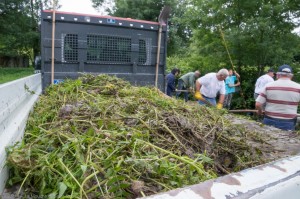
58, 0, 106, 15
57, 0, 300, 34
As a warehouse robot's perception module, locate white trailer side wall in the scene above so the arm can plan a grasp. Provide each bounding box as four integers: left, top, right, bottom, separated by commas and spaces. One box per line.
141, 155, 300, 199
0, 74, 41, 193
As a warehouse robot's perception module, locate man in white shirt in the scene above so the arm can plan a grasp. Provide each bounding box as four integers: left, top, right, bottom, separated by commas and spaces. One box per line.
194, 69, 229, 109
254, 68, 275, 100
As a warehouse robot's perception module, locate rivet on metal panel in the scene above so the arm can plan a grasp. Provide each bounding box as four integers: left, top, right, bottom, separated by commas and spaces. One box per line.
140, 25, 144, 28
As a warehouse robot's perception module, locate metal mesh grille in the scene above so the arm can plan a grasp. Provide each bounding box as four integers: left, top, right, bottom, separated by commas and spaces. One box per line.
87, 34, 131, 63
138, 40, 146, 64
138, 38, 152, 65
62, 34, 78, 62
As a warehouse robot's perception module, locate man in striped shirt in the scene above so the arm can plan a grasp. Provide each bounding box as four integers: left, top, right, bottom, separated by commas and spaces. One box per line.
255, 65, 300, 130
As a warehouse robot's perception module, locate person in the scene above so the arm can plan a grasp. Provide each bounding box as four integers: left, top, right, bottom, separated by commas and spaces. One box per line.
255, 65, 300, 131
165, 68, 180, 97
254, 68, 275, 100
176, 70, 201, 101
224, 69, 240, 109
194, 69, 229, 109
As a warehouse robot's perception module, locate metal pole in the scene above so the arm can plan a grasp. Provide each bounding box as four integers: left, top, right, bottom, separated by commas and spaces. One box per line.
51, 0, 56, 85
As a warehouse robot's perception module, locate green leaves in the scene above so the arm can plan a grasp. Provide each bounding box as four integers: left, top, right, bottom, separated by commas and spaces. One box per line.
6, 74, 280, 198
58, 182, 68, 198
0, 0, 42, 59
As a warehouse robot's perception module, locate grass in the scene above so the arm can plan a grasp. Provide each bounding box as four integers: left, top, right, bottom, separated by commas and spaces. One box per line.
0, 67, 34, 84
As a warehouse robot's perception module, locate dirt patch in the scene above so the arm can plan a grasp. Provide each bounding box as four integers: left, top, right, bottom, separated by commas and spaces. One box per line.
225, 114, 300, 159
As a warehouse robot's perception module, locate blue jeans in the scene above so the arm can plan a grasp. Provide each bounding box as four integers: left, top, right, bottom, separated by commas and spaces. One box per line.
263, 117, 296, 131
224, 93, 233, 109
198, 96, 216, 106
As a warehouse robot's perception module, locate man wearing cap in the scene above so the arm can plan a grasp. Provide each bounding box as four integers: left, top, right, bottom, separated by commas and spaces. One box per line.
254, 68, 275, 100
176, 70, 201, 102
255, 65, 300, 131
194, 69, 229, 109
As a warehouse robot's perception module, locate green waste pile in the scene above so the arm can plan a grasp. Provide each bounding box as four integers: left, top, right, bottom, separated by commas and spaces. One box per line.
6, 75, 283, 198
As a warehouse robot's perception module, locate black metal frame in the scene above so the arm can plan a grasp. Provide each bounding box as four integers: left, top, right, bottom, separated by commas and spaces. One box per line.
41, 10, 167, 90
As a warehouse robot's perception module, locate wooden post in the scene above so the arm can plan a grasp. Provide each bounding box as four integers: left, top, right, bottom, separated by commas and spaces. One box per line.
155, 6, 171, 88
51, 0, 56, 85
155, 25, 162, 88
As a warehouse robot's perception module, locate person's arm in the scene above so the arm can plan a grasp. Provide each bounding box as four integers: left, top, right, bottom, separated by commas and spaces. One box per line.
255, 86, 267, 115
194, 79, 204, 100
234, 78, 240, 87
188, 74, 194, 89
195, 79, 201, 91
233, 71, 241, 87
216, 83, 226, 109
234, 70, 240, 79
218, 94, 225, 104
255, 101, 264, 115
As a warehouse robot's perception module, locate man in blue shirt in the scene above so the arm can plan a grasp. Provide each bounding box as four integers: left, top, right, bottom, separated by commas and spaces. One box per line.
224, 69, 240, 109
165, 68, 180, 97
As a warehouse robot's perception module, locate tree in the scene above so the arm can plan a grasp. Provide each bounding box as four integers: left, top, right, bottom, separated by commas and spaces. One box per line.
185, 0, 300, 73
0, 0, 53, 67
91, 0, 192, 56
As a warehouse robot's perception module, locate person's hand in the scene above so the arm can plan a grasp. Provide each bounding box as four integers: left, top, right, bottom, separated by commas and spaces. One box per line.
216, 103, 223, 109
257, 109, 263, 116
189, 87, 194, 93
194, 91, 204, 100
229, 84, 234, 87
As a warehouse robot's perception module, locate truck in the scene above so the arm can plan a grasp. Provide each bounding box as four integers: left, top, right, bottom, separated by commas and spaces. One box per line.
40, 8, 169, 91
1, 8, 300, 199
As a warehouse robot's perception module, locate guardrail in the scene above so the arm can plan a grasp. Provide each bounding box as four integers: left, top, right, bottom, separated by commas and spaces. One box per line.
140, 155, 300, 199
0, 74, 41, 194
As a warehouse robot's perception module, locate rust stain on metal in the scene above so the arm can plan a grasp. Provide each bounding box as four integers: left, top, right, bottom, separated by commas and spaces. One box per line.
189, 180, 214, 199
269, 165, 287, 172
216, 175, 241, 186
168, 180, 214, 198
234, 173, 243, 177
256, 164, 266, 171
168, 188, 187, 197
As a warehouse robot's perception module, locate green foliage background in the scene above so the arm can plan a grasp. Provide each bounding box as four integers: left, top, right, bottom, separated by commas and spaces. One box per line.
1, 0, 300, 108
0, 67, 34, 84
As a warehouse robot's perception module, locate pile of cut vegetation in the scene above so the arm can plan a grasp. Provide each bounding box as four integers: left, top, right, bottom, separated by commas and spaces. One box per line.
5, 74, 297, 198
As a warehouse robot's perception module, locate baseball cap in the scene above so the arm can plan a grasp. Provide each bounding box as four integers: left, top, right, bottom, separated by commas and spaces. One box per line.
267, 68, 274, 73
277, 64, 292, 74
